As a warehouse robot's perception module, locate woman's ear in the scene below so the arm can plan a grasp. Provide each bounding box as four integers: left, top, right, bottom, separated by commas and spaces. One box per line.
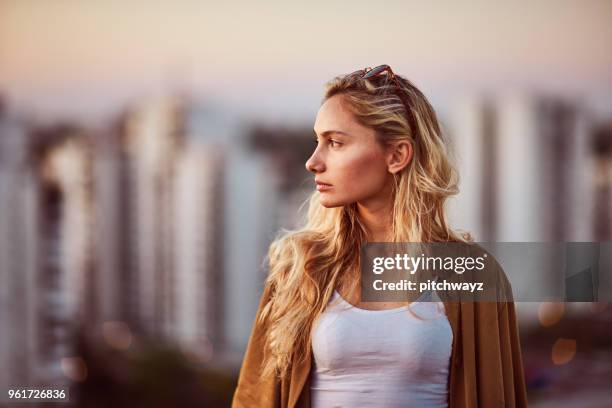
386, 140, 413, 174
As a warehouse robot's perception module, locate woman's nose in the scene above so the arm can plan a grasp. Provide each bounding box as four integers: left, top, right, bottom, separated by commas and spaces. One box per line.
305, 151, 325, 173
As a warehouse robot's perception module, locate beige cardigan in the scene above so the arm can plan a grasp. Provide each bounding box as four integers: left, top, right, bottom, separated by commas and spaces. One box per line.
233, 250, 528, 407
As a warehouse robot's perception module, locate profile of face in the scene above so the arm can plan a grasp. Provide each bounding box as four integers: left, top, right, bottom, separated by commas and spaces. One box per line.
306, 94, 410, 208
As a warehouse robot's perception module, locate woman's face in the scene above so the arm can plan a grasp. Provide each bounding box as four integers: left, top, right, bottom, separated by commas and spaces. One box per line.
306, 94, 393, 208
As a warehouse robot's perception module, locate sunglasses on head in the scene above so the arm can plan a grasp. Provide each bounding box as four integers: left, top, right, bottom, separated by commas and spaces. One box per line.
346, 64, 417, 136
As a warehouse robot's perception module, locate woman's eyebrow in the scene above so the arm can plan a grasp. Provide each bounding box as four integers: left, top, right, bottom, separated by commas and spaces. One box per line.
313, 129, 351, 138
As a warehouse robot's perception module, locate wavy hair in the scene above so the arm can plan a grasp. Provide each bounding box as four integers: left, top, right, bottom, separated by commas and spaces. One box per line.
258, 68, 472, 378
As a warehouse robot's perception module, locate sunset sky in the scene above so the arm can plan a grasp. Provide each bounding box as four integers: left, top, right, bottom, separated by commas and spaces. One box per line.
1, 0, 611, 123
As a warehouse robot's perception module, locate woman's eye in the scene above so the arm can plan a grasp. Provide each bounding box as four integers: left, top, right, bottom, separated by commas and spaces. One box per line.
313, 137, 342, 148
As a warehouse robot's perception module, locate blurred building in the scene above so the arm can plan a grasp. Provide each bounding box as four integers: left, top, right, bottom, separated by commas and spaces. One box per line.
92, 97, 229, 357
89, 96, 280, 364
122, 98, 185, 337
0, 112, 92, 389
0, 105, 40, 389
591, 123, 612, 241
172, 142, 224, 360
0, 95, 236, 388
186, 104, 278, 357
445, 93, 611, 325
446, 93, 604, 243
37, 132, 93, 386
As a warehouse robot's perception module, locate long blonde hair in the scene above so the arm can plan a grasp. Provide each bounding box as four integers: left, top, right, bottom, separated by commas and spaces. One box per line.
258, 68, 472, 378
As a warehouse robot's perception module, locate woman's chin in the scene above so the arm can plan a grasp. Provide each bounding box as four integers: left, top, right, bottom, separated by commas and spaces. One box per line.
319, 196, 344, 208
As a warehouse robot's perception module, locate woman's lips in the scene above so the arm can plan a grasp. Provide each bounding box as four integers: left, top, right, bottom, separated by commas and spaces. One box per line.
316, 181, 333, 192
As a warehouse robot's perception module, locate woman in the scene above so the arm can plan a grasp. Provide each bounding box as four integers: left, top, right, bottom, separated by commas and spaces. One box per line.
232, 65, 528, 407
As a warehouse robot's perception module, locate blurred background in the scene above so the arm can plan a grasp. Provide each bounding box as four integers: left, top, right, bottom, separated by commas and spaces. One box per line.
1, 0, 611, 406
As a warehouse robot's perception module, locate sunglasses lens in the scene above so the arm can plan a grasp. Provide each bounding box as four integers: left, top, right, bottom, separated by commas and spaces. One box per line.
363, 65, 389, 79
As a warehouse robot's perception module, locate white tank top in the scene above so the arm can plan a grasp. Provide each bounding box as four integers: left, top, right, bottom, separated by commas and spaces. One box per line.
310, 287, 453, 408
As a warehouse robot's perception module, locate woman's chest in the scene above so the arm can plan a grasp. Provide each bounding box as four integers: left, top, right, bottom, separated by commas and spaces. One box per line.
311, 299, 453, 373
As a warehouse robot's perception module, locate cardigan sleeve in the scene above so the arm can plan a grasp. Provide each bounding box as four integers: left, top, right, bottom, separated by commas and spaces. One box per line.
471, 256, 528, 407
232, 283, 281, 408
479, 252, 528, 407
452, 301, 528, 407
495, 257, 528, 406
450, 245, 529, 408
497, 300, 529, 407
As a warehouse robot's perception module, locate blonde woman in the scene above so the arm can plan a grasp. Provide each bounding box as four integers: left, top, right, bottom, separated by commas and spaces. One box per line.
232, 65, 528, 407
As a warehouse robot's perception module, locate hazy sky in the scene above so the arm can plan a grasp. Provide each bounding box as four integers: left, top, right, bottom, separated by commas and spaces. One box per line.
1, 0, 611, 124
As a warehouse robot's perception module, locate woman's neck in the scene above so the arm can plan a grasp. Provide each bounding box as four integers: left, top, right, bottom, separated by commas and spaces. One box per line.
356, 199, 393, 242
